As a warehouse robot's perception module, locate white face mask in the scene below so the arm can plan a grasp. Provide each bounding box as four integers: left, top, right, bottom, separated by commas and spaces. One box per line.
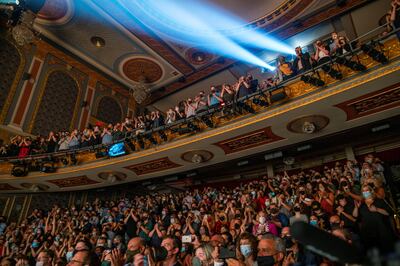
214, 261, 224, 266
259, 216, 266, 224
36, 262, 44, 266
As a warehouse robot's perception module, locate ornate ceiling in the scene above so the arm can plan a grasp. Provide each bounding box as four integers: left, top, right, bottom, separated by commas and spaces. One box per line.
31, 0, 369, 104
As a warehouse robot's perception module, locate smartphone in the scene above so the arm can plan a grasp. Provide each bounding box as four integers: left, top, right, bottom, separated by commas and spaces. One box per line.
143, 255, 149, 266
219, 247, 236, 259
182, 235, 192, 243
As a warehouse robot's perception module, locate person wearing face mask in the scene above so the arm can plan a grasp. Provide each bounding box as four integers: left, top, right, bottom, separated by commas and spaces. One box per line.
161, 208, 171, 228
268, 203, 289, 230
289, 205, 308, 225
252, 211, 278, 237
257, 235, 285, 266
159, 236, 181, 266
183, 98, 197, 118
36, 251, 52, 266
358, 185, 396, 254
214, 214, 228, 234
149, 223, 167, 248
138, 213, 153, 243
208, 87, 223, 109
228, 233, 257, 266
309, 215, 319, 227
125, 237, 147, 265
196, 91, 208, 114
65, 247, 74, 263
311, 202, 330, 230
335, 194, 358, 230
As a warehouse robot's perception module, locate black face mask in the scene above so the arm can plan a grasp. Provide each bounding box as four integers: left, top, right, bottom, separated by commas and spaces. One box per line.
283, 236, 294, 249
126, 249, 141, 262
257, 255, 275, 266
330, 222, 341, 230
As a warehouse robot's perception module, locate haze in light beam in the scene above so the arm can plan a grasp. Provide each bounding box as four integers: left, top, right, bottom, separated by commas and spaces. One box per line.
119, 0, 279, 70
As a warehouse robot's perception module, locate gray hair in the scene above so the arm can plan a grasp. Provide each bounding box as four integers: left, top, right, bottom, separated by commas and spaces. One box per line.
260, 233, 286, 255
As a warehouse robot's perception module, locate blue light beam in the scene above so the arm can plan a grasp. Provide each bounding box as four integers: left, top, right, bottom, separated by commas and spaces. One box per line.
119, 0, 294, 55
119, 0, 276, 70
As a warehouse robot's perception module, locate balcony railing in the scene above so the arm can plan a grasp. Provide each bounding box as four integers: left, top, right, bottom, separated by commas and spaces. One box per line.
1, 23, 400, 176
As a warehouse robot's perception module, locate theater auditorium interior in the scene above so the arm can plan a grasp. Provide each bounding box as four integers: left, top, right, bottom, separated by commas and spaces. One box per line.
0, 0, 400, 265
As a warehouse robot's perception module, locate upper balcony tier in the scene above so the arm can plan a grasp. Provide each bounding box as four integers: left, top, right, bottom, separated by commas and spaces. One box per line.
1, 17, 400, 192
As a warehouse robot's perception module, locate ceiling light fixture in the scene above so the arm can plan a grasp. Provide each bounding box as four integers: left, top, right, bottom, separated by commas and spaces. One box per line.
191, 154, 203, 164
302, 121, 316, 134
90, 36, 106, 48
129, 75, 151, 104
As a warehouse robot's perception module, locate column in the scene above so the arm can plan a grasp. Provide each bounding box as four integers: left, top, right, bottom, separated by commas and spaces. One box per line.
78, 77, 96, 130
266, 161, 275, 178
9, 56, 44, 130
345, 146, 356, 161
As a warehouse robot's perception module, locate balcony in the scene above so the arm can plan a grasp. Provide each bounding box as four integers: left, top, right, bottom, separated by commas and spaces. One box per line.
0, 28, 400, 192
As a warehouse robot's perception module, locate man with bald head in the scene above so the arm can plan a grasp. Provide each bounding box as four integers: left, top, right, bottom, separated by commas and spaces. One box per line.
126, 237, 146, 265
257, 234, 285, 266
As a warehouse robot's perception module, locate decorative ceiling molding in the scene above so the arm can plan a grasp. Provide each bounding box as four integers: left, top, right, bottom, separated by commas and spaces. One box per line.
181, 150, 214, 163
274, 0, 367, 38
213, 127, 285, 155
124, 157, 182, 176
36, 0, 74, 25
148, 59, 235, 103
287, 115, 330, 134
185, 48, 215, 66
47, 175, 99, 188
335, 82, 400, 121
91, 0, 194, 76
98, 171, 127, 181
120, 57, 164, 84
34, 40, 129, 97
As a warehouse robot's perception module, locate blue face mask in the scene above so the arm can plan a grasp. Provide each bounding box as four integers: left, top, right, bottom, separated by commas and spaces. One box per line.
240, 244, 252, 257
66, 251, 74, 262
362, 191, 372, 199
310, 220, 318, 226
31, 242, 39, 248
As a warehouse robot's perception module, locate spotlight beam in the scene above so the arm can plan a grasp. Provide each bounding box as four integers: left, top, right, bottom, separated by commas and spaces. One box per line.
119, 0, 278, 70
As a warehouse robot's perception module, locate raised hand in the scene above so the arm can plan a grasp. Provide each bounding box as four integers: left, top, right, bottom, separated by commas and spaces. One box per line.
110, 249, 124, 266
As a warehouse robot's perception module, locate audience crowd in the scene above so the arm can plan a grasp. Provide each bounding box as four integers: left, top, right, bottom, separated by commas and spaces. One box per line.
0, 153, 398, 266
0, 3, 399, 265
